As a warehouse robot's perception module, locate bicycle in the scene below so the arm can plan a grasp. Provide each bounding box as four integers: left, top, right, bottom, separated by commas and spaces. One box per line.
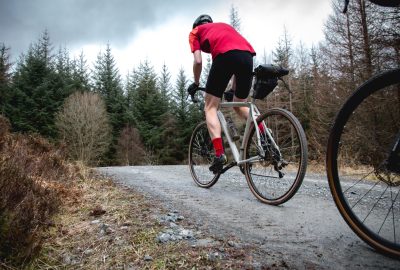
326, 0, 400, 258
188, 64, 308, 205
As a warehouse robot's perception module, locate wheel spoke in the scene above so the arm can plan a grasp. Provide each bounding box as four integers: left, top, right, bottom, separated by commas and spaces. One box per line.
327, 68, 400, 256
189, 122, 219, 188
244, 109, 307, 205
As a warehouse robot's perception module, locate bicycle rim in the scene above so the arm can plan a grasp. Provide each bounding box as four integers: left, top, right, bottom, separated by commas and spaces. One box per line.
326, 68, 400, 257
189, 121, 220, 188
244, 108, 308, 205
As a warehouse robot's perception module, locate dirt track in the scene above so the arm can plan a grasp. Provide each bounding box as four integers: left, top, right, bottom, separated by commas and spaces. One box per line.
97, 165, 399, 269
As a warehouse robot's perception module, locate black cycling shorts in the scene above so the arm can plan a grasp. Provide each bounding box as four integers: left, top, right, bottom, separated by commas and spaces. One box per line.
206, 50, 254, 99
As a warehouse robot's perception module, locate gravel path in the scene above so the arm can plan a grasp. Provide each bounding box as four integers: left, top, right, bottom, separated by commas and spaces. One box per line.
96, 165, 399, 269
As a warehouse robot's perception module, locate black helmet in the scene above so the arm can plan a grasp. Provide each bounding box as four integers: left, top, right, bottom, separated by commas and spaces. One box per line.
192, 14, 213, 29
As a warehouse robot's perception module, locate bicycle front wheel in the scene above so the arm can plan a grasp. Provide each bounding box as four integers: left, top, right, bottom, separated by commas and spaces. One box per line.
189, 121, 220, 188
326, 68, 400, 257
243, 108, 308, 205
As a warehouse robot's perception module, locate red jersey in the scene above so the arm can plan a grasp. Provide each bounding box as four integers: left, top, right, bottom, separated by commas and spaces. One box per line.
189, 22, 256, 59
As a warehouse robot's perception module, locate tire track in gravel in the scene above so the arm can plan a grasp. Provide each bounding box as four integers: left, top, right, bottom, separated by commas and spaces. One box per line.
97, 165, 399, 269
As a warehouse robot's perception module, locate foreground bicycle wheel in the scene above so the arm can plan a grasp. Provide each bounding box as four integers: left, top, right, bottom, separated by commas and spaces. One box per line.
326, 68, 400, 257
189, 121, 220, 188
243, 108, 308, 205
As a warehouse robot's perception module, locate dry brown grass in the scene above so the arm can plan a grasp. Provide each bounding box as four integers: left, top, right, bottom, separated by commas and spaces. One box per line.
26, 167, 264, 270
305, 160, 326, 174
0, 115, 78, 266
0, 115, 280, 269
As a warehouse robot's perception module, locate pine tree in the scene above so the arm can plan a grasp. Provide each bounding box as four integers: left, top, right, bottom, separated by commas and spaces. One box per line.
129, 60, 169, 162
9, 30, 66, 137
172, 68, 189, 126
229, 5, 241, 32
171, 68, 203, 161
0, 43, 12, 116
71, 51, 91, 91
53, 46, 76, 102
92, 44, 127, 163
271, 27, 294, 112
158, 112, 181, 164
125, 68, 141, 125
158, 63, 172, 106
292, 41, 313, 131
273, 27, 292, 68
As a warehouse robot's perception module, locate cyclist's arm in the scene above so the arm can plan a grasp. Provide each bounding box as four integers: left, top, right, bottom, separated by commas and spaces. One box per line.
193, 50, 202, 85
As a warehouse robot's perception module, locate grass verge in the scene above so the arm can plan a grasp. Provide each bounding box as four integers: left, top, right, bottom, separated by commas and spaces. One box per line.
20, 167, 269, 270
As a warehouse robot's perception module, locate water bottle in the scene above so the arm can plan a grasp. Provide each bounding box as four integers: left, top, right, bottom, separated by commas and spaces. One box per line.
226, 116, 240, 141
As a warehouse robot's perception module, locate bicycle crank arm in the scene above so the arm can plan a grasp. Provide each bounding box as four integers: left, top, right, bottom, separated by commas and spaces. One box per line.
220, 162, 237, 174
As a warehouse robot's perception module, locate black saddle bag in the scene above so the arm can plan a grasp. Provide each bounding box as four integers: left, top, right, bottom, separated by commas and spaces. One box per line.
252, 65, 279, 100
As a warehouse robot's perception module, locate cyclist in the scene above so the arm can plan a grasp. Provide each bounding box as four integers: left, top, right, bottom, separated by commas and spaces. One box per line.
187, 14, 256, 174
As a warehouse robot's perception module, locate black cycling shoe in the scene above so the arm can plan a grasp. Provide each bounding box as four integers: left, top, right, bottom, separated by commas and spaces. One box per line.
209, 154, 227, 174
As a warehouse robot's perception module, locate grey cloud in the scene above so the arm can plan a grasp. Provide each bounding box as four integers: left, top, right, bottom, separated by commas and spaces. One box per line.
0, 0, 215, 58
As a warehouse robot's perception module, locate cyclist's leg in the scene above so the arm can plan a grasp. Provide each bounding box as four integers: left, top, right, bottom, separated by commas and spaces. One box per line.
205, 94, 227, 173
204, 94, 221, 140
205, 52, 233, 172
231, 51, 253, 120
233, 95, 249, 119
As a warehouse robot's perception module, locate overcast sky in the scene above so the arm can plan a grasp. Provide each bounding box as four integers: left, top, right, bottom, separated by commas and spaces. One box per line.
0, 0, 333, 81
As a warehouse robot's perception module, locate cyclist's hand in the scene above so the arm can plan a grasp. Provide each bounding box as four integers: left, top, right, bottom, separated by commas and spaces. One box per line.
187, 82, 199, 96
187, 82, 200, 103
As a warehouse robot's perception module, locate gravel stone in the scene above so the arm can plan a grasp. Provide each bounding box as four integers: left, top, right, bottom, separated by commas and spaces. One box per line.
143, 255, 153, 261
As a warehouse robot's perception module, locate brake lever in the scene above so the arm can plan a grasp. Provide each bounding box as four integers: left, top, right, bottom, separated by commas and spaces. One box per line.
186, 93, 199, 103
191, 94, 199, 103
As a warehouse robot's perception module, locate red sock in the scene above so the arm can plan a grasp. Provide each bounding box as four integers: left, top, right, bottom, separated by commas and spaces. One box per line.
258, 122, 265, 133
212, 138, 224, 157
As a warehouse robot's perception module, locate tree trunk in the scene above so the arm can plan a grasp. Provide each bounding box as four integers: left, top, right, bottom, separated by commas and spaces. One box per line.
358, 0, 373, 78
346, 11, 356, 88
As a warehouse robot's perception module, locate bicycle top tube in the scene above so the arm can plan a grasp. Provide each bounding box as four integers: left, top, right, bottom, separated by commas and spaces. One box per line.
194, 87, 257, 107
220, 101, 253, 109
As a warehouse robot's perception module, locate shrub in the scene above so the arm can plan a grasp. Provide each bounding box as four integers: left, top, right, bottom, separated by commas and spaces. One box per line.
116, 125, 147, 165
0, 115, 75, 265
55, 91, 112, 166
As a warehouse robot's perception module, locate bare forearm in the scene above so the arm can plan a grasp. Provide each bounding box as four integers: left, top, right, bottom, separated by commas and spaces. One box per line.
193, 50, 202, 85
193, 61, 202, 85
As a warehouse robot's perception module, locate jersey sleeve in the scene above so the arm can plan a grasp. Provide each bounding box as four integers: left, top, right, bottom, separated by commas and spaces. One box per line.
189, 28, 200, 53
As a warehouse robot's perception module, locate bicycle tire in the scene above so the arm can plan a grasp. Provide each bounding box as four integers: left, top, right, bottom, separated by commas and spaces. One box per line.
189, 121, 220, 188
326, 68, 400, 258
243, 108, 308, 205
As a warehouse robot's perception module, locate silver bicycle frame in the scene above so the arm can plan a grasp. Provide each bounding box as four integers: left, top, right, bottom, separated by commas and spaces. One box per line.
217, 100, 279, 165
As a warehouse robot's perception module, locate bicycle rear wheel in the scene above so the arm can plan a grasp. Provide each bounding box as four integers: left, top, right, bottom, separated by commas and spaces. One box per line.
243, 108, 308, 205
326, 68, 400, 257
189, 121, 220, 188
